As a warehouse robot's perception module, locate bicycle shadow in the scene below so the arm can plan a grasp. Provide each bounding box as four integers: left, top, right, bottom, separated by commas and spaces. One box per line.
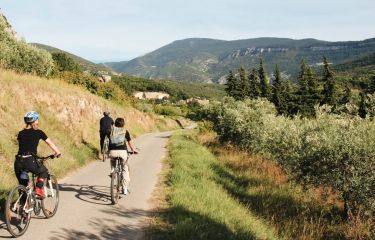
59, 184, 112, 205
50, 208, 151, 240
50, 206, 258, 240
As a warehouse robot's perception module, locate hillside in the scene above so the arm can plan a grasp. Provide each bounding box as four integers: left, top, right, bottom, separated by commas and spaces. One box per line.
32, 43, 111, 73
335, 52, 375, 76
113, 75, 226, 101
106, 37, 375, 83
0, 13, 53, 76
0, 69, 180, 199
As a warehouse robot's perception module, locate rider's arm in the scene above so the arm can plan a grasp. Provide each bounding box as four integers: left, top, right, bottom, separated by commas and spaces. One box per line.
45, 138, 61, 156
125, 130, 138, 153
127, 140, 137, 153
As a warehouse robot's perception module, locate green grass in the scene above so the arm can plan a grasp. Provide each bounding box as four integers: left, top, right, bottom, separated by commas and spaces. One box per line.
147, 130, 374, 239
146, 132, 278, 240
195, 132, 374, 240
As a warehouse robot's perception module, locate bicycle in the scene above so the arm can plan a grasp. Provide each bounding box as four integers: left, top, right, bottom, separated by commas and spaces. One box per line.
4, 154, 60, 238
102, 136, 110, 162
110, 151, 137, 204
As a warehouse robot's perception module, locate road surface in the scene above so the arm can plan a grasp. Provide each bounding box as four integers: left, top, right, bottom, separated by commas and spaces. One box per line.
0, 131, 173, 239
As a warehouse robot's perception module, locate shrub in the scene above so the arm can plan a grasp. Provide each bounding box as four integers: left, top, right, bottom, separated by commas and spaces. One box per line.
0, 16, 54, 76
206, 97, 375, 215
154, 104, 182, 116
58, 72, 131, 105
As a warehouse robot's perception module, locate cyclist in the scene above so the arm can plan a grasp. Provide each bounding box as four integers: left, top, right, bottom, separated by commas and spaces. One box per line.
100, 111, 114, 157
14, 111, 61, 199
109, 117, 138, 195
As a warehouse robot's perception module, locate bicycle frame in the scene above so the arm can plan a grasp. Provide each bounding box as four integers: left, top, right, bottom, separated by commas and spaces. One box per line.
5, 154, 59, 237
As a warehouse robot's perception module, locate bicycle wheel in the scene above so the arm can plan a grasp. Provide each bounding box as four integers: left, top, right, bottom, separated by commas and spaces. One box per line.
110, 171, 120, 204
41, 175, 59, 218
4, 185, 31, 237
33, 198, 42, 216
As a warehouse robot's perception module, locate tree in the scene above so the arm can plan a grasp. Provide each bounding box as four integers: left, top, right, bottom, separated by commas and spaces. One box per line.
340, 84, 351, 105
239, 66, 249, 99
258, 58, 271, 99
248, 68, 261, 99
358, 92, 367, 118
296, 60, 317, 117
307, 67, 320, 103
52, 52, 80, 73
368, 74, 375, 94
284, 80, 298, 116
298, 60, 309, 97
225, 70, 236, 97
271, 65, 285, 114
321, 57, 337, 106
225, 70, 242, 100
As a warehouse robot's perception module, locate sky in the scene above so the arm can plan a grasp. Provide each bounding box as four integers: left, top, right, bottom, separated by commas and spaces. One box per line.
1, 0, 374, 62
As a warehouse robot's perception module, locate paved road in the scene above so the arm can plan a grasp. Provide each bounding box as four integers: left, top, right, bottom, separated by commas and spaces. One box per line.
0, 131, 173, 239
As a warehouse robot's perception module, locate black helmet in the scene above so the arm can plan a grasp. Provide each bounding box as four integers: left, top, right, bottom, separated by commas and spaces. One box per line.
103, 111, 110, 116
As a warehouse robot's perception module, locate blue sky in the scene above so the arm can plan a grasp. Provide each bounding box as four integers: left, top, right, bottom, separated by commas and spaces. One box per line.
1, 0, 374, 62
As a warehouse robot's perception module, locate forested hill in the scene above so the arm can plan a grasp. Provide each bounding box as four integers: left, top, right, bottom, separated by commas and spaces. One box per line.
106, 37, 375, 83
32, 43, 110, 73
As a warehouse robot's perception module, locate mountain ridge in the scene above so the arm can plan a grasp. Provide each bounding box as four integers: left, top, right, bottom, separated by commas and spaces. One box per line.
105, 37, 375, 83
32, 43, 111, 73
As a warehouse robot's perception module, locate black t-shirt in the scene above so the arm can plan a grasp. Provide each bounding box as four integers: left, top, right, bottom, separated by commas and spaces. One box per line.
17, 128, 48, 155
100, 116, 114, 133
109, 130, 131, 151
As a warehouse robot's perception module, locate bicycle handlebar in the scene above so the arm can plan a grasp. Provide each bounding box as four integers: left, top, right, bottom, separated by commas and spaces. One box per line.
129, 148, 140, 155
32, 153, 61, 161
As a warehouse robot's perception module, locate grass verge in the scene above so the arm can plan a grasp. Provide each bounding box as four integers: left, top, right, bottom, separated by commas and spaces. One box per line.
146, 130, 374, 240
196, 131, 374, 240
145, 131, 278, 240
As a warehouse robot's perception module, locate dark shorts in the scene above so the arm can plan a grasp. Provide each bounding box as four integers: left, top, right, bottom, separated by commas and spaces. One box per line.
14, 155, 48, 185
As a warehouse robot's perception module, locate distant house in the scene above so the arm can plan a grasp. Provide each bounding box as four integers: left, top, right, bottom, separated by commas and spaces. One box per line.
133, 91, 170, 100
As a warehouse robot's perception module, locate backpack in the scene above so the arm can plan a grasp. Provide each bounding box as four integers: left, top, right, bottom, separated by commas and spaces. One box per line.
110, 127, 126, 146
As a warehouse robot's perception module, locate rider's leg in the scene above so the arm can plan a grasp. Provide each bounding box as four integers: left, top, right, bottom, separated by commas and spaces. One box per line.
100, 132, 106, 153
14, 157, 28, 186
110, 158, 115, 172
22, 157, 48, 198
109, 150, 129, 194
122, 160, 130, 185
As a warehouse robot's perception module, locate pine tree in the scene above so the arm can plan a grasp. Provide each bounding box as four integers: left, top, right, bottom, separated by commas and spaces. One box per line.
341, 84, 351, 105
258, 58, 271, 99
225, 70, 243, 100
298, 60, 309, 97
285, 81, 299, 116
248, 68, 261, 98
294, 60, 320, 117
225, 70, 236, 97
296, 60, 313, 117
368, 74, 375, 94
306, 67, 320, 103
321, 57, 337, 106
272, 65, 284, 113
239, 66, 249, 99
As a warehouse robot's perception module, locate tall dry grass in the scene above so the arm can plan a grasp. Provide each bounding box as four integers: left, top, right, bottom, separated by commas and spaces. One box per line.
0, 69, 179, 200
197, 131, 374, 240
